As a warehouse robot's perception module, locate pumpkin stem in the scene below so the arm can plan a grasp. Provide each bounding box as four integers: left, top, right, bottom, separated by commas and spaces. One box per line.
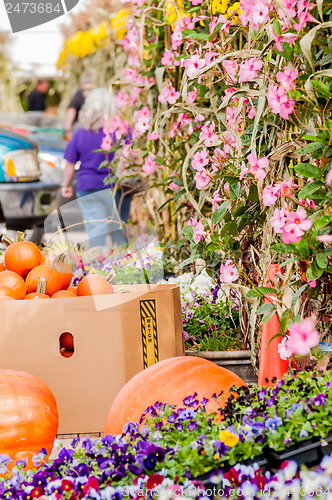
56, 252, 68, 264
16, 231, 26, 242
1, 235, 14, 247
36, 277, 47, 294
105, 270, 116, 283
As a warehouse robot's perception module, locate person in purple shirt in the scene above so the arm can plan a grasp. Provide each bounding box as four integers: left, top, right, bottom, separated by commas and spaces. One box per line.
61, 88, 129, 247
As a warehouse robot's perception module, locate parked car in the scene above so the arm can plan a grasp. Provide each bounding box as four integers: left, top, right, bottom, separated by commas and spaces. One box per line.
0, 128, 60, 243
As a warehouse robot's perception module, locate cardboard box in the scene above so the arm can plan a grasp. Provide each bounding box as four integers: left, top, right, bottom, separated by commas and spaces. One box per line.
0, 284, 183, 434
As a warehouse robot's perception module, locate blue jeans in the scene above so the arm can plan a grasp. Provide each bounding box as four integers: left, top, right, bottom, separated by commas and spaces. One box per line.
76, 189, 130, 247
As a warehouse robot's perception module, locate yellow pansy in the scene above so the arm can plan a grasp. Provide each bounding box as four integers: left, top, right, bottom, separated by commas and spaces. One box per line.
165, 0, 185, 30
211, 0, 228, 15
111, 9, 132, 40
219, 430, 239, 447
213, 452, 220, 460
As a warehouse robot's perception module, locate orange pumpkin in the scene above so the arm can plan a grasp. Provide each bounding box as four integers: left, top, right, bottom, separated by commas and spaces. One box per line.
67, 286, 78, 295
104, 356, 247, 436
59, 331, 74, 350
0, 263, 5, 272
25, 292, 50, 300
4, 241, 41, 277
52, 254, 73, 290
0, 296, 16, 301
51, 290, 76, 298
77, 274, 114, 296
26, 265, 62, 296
0, 284, 15, 298
0, 271, 26, 299
0, 368, 58, 469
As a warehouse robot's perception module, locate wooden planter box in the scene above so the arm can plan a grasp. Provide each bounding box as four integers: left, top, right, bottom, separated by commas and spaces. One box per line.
185, 350, 258, 385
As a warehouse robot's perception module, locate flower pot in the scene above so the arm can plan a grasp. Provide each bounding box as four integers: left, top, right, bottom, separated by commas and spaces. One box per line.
185, 350, 258, 385
267, 437, 321, 468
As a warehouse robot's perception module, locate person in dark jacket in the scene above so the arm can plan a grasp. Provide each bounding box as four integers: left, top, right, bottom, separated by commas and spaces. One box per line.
27, 80, 49, 111
65, 74, 94, 139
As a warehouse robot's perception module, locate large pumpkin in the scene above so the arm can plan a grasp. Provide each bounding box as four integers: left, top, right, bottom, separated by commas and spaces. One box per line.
77, 274, 114, 296
104, 356, 246, 436
4, 241, 42, 277
0, 369, 58, 469
52, 254, 73, 290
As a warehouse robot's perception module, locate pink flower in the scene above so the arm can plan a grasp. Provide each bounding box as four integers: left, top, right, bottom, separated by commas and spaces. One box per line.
223, 131, 236, 155
276, 67, 298, 91
278, 336, 292, 360
247, 106, 257, 119
114, 91, 129, 109
199, 121, 219, 146
240, 0, 270, 28
246, 153, 268, 180
190, 0, 203, 5
171, 26, 183, 51
299, 198, 316, 209
161, 49, 174, 66
307, 279, 317, 288
194, 169, 210, 190
212, 190, 223, 211
282, 208, 312, 244
158, 81, 180, 105
211, 148, 226, 170
326, 163, 332, 186
267, 84, 295, 120
287, 318, 320, 356
169, 181, 181, 191
238, 58, 263, 83
272, 29, 298, 51
184, 54, 206, 78
271, 208, 288, 233
277, 178, 297, 197
205, 51, 218, 65
187, 217, 198, 226
147, 131, 159, 141
101, 134, 113, 152
192, 220, 206, 244
220, 260, 239, 283
187, 90, 198, 104
192, 148, 209, 171
262, 184, 280, 206
142, 155, 157, 174
222, 59, 238, 84
209, 15, 231, 35
316, 234, 332, 244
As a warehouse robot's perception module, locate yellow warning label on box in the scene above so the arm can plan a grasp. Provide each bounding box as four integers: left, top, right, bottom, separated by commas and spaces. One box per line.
140, 299, 159, 368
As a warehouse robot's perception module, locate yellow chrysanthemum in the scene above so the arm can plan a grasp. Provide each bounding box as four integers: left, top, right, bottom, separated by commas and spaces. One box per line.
219, 430, 239, 447
165, 0, 185, 30
211, 0, 228, 15
56, 43, 69, 67
111, 9, 132, 40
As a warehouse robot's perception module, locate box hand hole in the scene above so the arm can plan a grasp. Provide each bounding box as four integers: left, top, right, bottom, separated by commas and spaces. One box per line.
59, 332, 74, 358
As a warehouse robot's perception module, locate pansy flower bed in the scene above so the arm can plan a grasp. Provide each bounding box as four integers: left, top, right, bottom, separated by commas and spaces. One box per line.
1, 371, 332, 499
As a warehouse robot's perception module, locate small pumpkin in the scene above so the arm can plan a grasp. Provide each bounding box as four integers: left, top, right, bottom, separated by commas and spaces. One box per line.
26, 265, 62, 296
3, 236, 41, 277
0, 296, 16, 301
77, 274, 114, 296
25, 278, 50, 300
51, 290, 76, 298
0, 263, 5, 272
0, 368, 58, 469
59, 332, 74, 350
52, 253, 73, 290
0, 271, 26, 299
104, 356, 247, 436
0, 284, 15, 298
67, 285, 78, 295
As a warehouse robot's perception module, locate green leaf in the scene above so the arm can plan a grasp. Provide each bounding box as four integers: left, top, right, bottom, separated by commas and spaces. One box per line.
178, 256, 195, 269
271, 243, 296, 254
306, 259, 324, 280
279, 310, 292, 335
322, 245, 332, 255
246, 287, 277, 298
207, 242, 223, 251
182, 29, 209, 41
298, 181, 324, 200
155, 156, 166, 165
262, 311, 276, 324
291, 284, 308, 306
316, 252, 328, 269
311, 214, 332, 237
211, 201, 230, 224
294, 163, 321, 179
297, 142, 326, 155
278, 257, 299, 268
229, 182, 240, 200
273, 19, 282, 36
183, 225, 194, 240
256, 303, 275, 315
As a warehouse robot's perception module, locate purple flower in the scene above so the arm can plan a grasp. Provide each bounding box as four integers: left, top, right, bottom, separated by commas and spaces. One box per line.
312, 394, 327, 407
0, 454, 11, 474
265, 416, 283, 432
